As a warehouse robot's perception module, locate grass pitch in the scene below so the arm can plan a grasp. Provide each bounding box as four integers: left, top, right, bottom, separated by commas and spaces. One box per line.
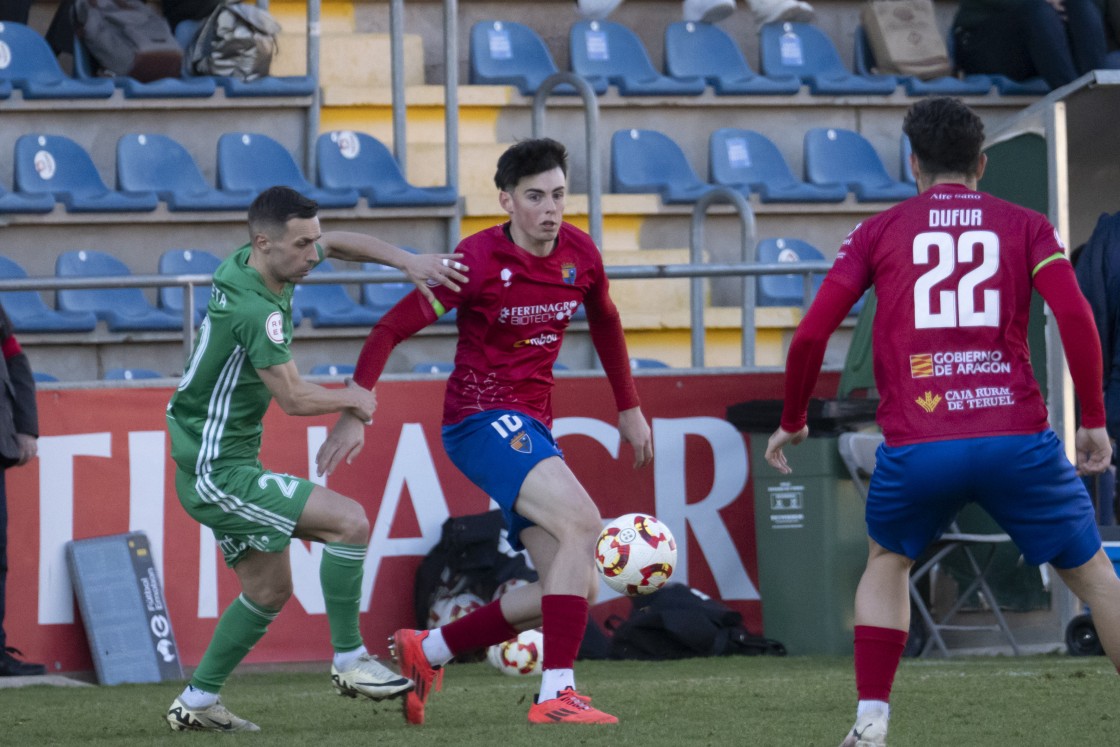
4, 655, 1117, 745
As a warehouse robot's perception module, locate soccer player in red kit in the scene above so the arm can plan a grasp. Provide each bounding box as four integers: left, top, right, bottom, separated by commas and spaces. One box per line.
765, 97, 1120, 746
316, 138, 653, 726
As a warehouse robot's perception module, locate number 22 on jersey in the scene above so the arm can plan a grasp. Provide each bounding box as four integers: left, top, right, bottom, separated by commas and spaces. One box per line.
913, 230, 1000, 330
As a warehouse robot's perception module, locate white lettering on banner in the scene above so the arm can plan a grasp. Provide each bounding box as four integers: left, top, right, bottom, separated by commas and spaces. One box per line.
288, 426, 328, 614
38, 433, 112, 625
652, 417, 759, 601
362, 424, 451, 610
198, 527, 217, 618
128, 431, 166, 585
552, 417, 621, 457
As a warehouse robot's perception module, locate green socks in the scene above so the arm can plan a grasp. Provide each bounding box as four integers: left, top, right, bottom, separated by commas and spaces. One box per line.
190, 594, 279, 693
321, 542, 368, 653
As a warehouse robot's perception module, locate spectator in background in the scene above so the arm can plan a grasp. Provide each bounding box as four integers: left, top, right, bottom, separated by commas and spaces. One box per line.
0, 0, 32, 23
952, 0, 1119, 89
576, 0, 814, 27
0, 301, 44, 678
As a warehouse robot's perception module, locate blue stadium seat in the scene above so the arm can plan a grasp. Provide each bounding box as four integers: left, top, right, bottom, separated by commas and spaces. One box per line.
14, 134, 159, 213
55, 250, 181, 332
804, 128, 918, 202
900, 134, 916, 185
217, 132, 360, 208
759, 22, 897, 95
629, 357, 670, 370
360, 260, 413, 318
72, 37, 216, 99
0, 255, 97, 332
611, 128, 722, 204
852, 26, 991, 96
117, 134, 255, 212
469, 20, 608, 95
0, 184, 55, 214
0, 22, 114, 98
104, 367, 163, 380
709, 128, 847, 203
756, 237, 826, 306
174, 20, 316, 97
664, 21, 800, 95
310, 363, 355, 376
32, 371, 58, 382
157, 249, 222, 326
292, 260, 379, 328
316, 131, 457, 207
570, 19, 706, 95
411, 361, 454, 374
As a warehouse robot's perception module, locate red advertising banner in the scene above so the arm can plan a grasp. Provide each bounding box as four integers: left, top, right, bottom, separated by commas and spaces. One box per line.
5, 372, 835, 674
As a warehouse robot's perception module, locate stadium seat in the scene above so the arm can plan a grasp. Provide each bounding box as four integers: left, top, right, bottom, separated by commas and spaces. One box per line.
157, 249, 222, 326
173, 20, 316, 97
570, 19, 706, 95
310, 363, 355, 376
611, 129, 722, 204
709, 128, 847, 203
469, 20, 608, 95
803, 128, 918, 202
0, 22, 115, 98
411, 361, 454, 374
663, 21, 800, 95
0, 184, 55, 214
756, 237, 826, 307
217, 132, 360, 208
315, 131, 457, 207
72, 37, 216, 99
292, 260, 379, 328
103, 367, 163, 380
55, 250, 181, 332
14, 134, 160, 213
0, 255, 97, 332
759, 22, 897, 95
852, 26, 992, 96
900, 134, 916, 185
117, 134, 255, 212
629, 357, 670, 369
360, 260, 413, 318
838, 432, 1022, 658
32, 371, 59, 382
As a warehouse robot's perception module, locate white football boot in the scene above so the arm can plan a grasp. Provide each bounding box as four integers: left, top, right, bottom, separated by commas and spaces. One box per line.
331, 652, 414, 701
839, 706, 888, 747
166, 697, 260, 732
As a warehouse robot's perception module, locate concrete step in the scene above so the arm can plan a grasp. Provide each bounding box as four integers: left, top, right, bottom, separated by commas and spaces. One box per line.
272, 32, 425, 87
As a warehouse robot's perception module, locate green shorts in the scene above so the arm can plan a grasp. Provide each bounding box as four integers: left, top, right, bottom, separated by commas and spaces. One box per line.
176, 464, 315, 567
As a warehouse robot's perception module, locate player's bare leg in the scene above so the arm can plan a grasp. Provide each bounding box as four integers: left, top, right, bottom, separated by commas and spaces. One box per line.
1055, 548, 1120, 672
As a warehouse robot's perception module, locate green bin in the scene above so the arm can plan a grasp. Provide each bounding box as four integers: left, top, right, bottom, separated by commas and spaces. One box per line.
749, 435, 868, 655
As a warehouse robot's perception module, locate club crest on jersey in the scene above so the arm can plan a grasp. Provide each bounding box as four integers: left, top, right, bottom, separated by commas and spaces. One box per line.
265, 311, 285, 343
915, 391, 942, 413
561, 262, 577, 285
510, 430, 532, 453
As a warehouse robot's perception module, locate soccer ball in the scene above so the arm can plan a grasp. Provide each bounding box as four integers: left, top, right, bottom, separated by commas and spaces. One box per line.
486, 628, 544, 676
428, 591, 484, 629
491, 576, 531, 602
594, 513, 677, 596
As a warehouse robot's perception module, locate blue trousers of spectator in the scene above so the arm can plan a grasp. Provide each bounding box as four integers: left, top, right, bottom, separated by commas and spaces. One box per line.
953, 0, 1109, 89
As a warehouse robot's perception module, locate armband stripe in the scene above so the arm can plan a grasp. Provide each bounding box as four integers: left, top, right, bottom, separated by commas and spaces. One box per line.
1031, 252, 1065, 277
430, 298, 447, 317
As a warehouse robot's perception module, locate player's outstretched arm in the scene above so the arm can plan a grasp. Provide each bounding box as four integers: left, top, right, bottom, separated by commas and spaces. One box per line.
764, 425, 809, 475
319, 231, 469, 304
316, 410, 367, 476
618, 406, 653, 468
258, 360, 377, 421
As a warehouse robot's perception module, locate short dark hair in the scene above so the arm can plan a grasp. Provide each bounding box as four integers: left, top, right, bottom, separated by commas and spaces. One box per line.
902, 97, 985, 179
493, 138, 569, 191
248, 186, 318, 240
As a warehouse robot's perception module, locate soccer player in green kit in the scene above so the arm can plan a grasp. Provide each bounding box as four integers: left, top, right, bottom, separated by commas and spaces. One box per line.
164, 186, 469, 732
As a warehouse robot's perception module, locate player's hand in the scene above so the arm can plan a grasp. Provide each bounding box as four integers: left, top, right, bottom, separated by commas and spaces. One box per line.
764, 425, 809, 475
316, 411, 367, 476
14, 433, 36, 467
403, 252, 469, 305
618, 406, 653, 468
1075, 426, 1112, 476
344, 378, 377, 424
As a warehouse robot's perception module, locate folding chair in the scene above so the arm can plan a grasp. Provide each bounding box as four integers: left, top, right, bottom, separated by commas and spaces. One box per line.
838, 431, 1021, 657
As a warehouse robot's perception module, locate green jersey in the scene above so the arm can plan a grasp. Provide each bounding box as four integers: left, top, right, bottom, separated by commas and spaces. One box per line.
167, 243, 320, 472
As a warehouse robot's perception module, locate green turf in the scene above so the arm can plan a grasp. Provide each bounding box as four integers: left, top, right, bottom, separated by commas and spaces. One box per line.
4, 655, 1117, 745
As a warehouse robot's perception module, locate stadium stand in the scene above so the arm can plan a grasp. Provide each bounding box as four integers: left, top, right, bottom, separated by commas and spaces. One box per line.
852, 25, 992, 97
900, 134, 916, 185
32, 371, 59, 382
157, 249, 222, 327
759, 21, 897, 95
611, 128, 722, 203
569, 19, 707, 95
217, 132, 360, 208
72, 37, 217, 99
469, 20, 608, 95
0, 256, 97, 333
173, 19, 316, 97
309, 363, 356, 375
755, 237, 826, 307
55, 250, 181, 332
411, 361, 454, 373
292, 260, 379, 328
663, 20, 800, 95
360, 260, 413, 318
14, 134, 160, 213
315, 131, 457, 207
117, 134, 255, 212
629, 357, 670, 369
0, 184, 55, 214
0, 22, 114, 98
803, 127, 918, 202
103, 367, 163, 380
709, 127, 847, 203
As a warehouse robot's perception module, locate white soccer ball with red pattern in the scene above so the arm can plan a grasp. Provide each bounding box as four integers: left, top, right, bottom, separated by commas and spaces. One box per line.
491, 576, 531, 602
486, 628, 544, 676
594, 513, 677, 596
427, 591, 484, 629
